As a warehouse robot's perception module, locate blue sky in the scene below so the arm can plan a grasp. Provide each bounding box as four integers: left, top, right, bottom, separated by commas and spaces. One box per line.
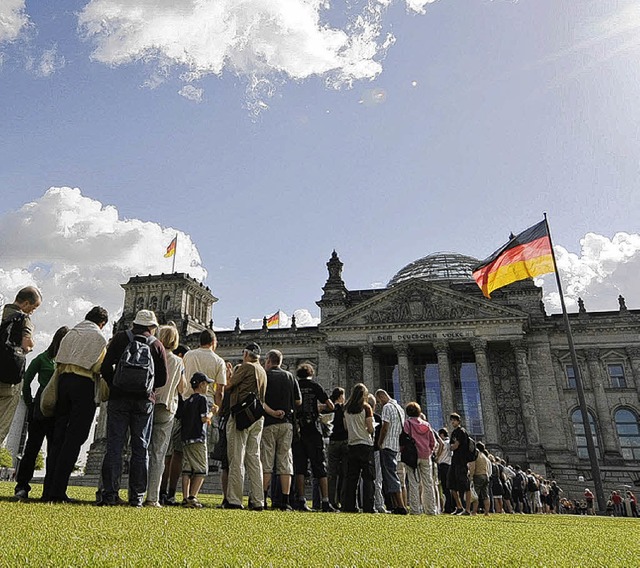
1, 0, 639, 339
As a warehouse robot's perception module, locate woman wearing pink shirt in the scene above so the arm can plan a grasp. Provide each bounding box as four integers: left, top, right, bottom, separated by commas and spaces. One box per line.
403, 402, 437, 514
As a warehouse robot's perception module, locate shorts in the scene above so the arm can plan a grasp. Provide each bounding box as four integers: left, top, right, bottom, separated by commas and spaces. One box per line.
473, 474, 489, 502
167, 417, 183, 455
380, 448, 402, 494
447, 463, 470, 493
261, 422, 293, 476
292, 430, 327, 478
182, 441, 208, 476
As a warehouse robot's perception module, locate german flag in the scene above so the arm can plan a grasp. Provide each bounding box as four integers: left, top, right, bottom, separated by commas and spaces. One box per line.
472, 220, 554, 298
164, 236, 177, 258
266, 311, 280, 328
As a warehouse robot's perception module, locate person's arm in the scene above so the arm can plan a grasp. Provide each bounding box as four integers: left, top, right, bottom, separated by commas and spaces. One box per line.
152, 341, 168, 389
101, 337, 122, 386
378, 421, 389, 448
21, 316, 35, 353
450, 432, 460, 451
364, 404, 374, 435
177, 366, 187, 395
263, 402, 285, 420
21, 354, 41, 406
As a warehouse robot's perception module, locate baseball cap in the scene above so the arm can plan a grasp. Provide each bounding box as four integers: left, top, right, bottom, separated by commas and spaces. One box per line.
244, 342, 261, 356
190, 372, 214, 389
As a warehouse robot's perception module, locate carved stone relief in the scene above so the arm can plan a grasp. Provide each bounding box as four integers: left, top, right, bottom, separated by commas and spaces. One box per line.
488, 347, 527, 447
363, 288, 477, 324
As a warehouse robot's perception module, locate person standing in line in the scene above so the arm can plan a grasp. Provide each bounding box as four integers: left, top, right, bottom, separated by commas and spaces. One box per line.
224, 343, 267, 510
181, 372, 215, 508
469, 441, 492, 516
342, 383, 375, 513
436, 428, 454, 513
375, 389, 408, 515
145, 324, 186, 507
0, 286, 42, 446
367, 393, 387, 513
260, 349, 301, 511
100, 310, 167, 507
447, 412, 472, 516
326, 387, 348, 510
43, 307, 109, 503
403, 402, 437, 515
292, 362, 337, 512
13, 326, 69, 501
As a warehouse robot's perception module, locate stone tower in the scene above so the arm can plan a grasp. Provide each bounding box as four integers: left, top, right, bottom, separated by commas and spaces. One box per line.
115, 272, 218, 339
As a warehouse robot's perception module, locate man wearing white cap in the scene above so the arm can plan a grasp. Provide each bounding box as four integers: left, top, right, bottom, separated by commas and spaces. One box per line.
100, 310, 168, 507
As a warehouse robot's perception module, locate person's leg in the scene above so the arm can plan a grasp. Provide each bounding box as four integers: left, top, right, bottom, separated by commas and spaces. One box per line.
147, 405, 173, 504
420, 459, 437, 515
15, 416, 49, 495
226, 415, 248, 506
50, 375, 96, 501
127, 399, 153, 505
260, 424, 275, 496
101, 399, 129, 504
0, 384, 21, 446
373, 450, 385, 512
275, 423, 293, 508
189, 475, 205, 498
245, 418, 265, 508
406, 465, 421, 514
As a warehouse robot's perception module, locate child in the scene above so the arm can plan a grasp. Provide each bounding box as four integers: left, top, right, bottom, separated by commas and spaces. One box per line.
181, 372, 217, 508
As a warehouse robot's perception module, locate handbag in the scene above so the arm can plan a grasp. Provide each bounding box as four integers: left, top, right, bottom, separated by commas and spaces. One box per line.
231, 392, 264, 430
40, 368, 60, 418
399, 420, 418, 469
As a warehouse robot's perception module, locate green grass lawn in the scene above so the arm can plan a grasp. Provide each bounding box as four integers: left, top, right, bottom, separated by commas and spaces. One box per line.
0, 482, 637, 567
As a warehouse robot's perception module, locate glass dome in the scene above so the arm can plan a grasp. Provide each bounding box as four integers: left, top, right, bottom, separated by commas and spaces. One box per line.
388, 252, 479, 287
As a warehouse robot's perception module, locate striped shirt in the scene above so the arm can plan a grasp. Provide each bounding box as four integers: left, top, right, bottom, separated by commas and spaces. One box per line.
380, 398, 404, 452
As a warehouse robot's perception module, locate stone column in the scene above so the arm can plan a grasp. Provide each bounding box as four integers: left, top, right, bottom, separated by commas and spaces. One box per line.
471, 339, 500, 450
511, 341, 544, 461
393, 342, 416, 405
586, 348, 622, 464
625, 346, 640, 392
325, 346, 342, 388
434, 340, 455, 422
360, 344, 375, 386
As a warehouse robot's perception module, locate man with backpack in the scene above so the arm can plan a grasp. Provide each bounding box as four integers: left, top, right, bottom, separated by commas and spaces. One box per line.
100, 310, 168, 507
0, 286, 42, 446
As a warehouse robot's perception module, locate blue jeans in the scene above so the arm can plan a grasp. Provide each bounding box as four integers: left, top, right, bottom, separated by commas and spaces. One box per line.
380, 448, 401, 494
101, 398, 153, 504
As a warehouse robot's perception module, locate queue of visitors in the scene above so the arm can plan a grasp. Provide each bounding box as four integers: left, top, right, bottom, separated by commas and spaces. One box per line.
2, 289, 636, 515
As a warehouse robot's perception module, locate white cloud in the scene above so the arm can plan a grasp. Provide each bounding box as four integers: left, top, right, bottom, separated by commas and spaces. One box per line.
0, 187, 207, 349
235, 308, 320, 331
76, 0, 432, 105
178, 84, 204, 102
541, 232, 640, 312
26, 45, 66, 77
0, 0, 28, 44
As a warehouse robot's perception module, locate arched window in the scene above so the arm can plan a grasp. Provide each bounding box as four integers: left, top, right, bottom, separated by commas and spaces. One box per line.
571, 409, 600, 459
149, 296, 158, 311
615, 409, 640, 460
163, 295, 171, 311
136, 296, 144, 310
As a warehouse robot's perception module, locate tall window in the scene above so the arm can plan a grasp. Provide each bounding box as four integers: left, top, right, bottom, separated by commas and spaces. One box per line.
414, 359, 444, 429
571, 409, 600, 459
379, 354, 401, 404
565, 365, 576, 389
615, 409, 640, 460
149, 296, 158, 311
163, 295, 171, 311
607, 364, 627, 389
452, 360, 484, 438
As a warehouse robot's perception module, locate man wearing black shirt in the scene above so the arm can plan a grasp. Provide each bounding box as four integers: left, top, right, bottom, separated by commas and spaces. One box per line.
447, 412, 471, 515
292, 362, 336, 512
260, 349, 301, 510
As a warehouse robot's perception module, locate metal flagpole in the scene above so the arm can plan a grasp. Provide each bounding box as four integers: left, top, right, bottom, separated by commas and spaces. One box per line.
544, 213, 606, 513
171, 234, 177, 273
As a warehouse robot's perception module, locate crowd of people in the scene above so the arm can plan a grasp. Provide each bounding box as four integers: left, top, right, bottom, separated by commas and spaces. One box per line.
2, 286, 637, 516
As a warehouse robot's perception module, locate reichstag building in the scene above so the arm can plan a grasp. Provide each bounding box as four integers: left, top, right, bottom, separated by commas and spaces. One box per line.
84, 250, 640, 495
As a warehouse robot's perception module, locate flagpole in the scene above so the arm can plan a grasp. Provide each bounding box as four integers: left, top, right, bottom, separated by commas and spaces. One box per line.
278, 309, 280, 329
172, 234, 177, 273
544, 213, 606, 513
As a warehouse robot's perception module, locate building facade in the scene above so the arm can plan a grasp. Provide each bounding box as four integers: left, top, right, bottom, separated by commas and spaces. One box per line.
71, 251, 640, 496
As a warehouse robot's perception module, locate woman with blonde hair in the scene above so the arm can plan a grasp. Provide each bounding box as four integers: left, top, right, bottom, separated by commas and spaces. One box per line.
145, 324, 186, 507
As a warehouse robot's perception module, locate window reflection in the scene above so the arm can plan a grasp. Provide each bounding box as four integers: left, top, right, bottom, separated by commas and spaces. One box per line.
453, 361, 484, 438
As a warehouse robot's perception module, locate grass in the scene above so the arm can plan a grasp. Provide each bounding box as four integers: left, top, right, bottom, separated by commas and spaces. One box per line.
0, 482, 637, 567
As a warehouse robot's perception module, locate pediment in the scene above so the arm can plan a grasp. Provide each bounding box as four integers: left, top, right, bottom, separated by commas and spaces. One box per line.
321, 279, 527, 328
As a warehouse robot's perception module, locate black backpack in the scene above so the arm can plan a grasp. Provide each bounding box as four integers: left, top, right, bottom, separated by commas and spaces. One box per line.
0, 313, 27, 385
467, 436, 479, 462
112, 330, 157, 394
527, 474, 538, 492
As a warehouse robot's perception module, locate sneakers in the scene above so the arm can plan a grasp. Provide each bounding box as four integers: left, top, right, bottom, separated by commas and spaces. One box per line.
459, 510, 471, 516
12, 489, 28, 502
248, 502, 264, 511
321, 501, 338, 513
143, 501, 163, 508
221, 502, 244, 510
452, 508, 464, 515
184, 497, 203, 509
278, 503, 294, 511
392, 507, 409, 515
294, 501, 313, 512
